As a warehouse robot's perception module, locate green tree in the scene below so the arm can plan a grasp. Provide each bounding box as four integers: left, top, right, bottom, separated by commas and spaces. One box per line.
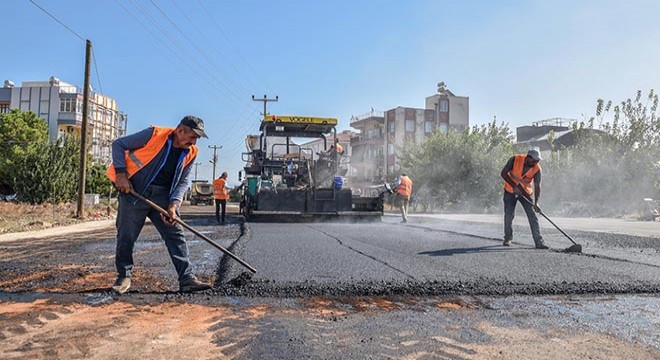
398, 120, 514, 212
542, 90, 660, 216
86, 162, 114, 196
0, 109, 49, 193
12, 135, 80, 204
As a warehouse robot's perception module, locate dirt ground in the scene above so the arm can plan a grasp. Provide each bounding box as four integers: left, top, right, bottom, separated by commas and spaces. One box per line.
1, 294, 658, 360
0, 201, 115, 234
1, 205, 659, 359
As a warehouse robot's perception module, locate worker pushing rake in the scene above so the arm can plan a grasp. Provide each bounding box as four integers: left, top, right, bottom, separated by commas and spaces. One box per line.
106, 116, 256, 295
500, 148, 582, 253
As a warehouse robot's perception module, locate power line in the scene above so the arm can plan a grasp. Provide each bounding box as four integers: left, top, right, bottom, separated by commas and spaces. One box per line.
29, 0, 106, 98
28, 0, 85, 42
118, 0, 244, 110
196, 0, 273, 93
116, 0, 269, 147
169, 0, 261, 93
92, 50, 104, 94
146, 0, 246, 103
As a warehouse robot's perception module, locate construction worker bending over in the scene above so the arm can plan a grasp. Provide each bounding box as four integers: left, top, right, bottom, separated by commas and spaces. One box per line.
107, 115, 213, 294
394, 173, 413, 223
213, 171, 230, 225
500, 148, 548, 249
326, 138, 344, 159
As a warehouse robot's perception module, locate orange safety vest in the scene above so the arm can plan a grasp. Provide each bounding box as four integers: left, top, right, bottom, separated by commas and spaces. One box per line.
504, 154, 541, 196
397, 175, 412, 198
106, 126, 198, 182
213, 178, 229, 200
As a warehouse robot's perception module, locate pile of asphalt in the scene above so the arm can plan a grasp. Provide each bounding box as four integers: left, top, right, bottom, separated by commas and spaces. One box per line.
207, 278, 660, 298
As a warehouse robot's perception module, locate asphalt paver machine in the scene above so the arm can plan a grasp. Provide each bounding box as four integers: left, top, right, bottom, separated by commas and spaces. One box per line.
240, 115, 384, 221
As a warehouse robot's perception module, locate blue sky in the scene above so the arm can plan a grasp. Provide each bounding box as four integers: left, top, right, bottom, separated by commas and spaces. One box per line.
3, 0, 660, 184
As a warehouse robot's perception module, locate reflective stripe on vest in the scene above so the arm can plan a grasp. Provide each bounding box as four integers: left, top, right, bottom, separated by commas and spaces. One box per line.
106, 126, 198, 182
213, 178, 229, 200
504, 154, 540, 196
397, 176, 412, 197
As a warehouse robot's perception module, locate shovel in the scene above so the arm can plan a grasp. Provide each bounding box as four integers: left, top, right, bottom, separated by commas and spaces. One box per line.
130, 190, 257, 274
517, 192, 582, 253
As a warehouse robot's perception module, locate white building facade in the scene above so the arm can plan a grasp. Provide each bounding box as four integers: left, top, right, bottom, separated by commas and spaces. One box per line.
0, 76, 127, 164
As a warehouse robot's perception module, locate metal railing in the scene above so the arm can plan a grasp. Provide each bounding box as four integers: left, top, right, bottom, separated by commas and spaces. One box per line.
350, 109, 384, 123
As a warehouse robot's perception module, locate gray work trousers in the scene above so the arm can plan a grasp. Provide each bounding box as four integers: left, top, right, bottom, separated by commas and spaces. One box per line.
503, 191, 543, 246
396, 193, 410, 222
115, 185, 193, 282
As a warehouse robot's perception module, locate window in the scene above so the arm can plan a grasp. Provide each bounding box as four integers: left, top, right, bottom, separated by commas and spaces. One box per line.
40, 100, 49, 117
388, 121, 395, 133
387, 143, 395, 155
439, 100, 448, 112
405, 119, 415, 132
425, 121, 434, 134
439, 123, 448, 133
60, 98, 75, 112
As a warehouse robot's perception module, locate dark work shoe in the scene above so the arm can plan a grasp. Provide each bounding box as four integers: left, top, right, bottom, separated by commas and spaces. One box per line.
503, 239, 512, 246
179, 277, 212, 293
535, 243, 549, 250
112, 277, 131, 294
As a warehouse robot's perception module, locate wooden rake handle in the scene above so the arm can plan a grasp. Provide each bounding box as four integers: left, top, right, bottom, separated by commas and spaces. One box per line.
129, 190, 257, 274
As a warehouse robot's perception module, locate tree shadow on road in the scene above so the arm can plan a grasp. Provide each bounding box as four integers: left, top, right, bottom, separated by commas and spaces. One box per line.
419, 245, 533, 257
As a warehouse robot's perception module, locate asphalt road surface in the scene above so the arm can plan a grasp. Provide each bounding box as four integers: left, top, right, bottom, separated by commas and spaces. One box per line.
1, 205, 659, 359
216, 214, 660, 297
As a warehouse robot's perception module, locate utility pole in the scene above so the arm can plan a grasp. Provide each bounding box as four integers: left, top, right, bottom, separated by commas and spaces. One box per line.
76, 39, 92, 218
252, 94, 278, 120
193, 162, 202, 181
208, 145, 222, 180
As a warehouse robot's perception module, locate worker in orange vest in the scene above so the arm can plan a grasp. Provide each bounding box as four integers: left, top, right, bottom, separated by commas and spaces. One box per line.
394, 173, 413, 223
327, 138, 344, 158
213, 172, 230, 225
500, 148, 548, 249
106, 115, 212, 294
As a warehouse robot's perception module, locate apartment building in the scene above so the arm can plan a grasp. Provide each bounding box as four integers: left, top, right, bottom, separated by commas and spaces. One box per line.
0, 77, 127, 163
349, 110, 385, 184
350, 82, 469, 184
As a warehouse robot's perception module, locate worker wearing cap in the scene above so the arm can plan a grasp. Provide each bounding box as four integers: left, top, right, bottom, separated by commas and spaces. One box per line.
213, 172, 230, 225
106, 115, 213, 294
500, 148, 548, 249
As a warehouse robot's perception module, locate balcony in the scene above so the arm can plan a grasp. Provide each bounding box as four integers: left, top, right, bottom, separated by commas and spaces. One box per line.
351, 134, 385, 147
352, 153, 384, 166
350, 110, 385, 127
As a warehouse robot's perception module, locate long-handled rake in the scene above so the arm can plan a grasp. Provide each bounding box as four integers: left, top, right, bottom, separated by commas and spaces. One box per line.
130, 190, 258, 274
518, 193, 583, 253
